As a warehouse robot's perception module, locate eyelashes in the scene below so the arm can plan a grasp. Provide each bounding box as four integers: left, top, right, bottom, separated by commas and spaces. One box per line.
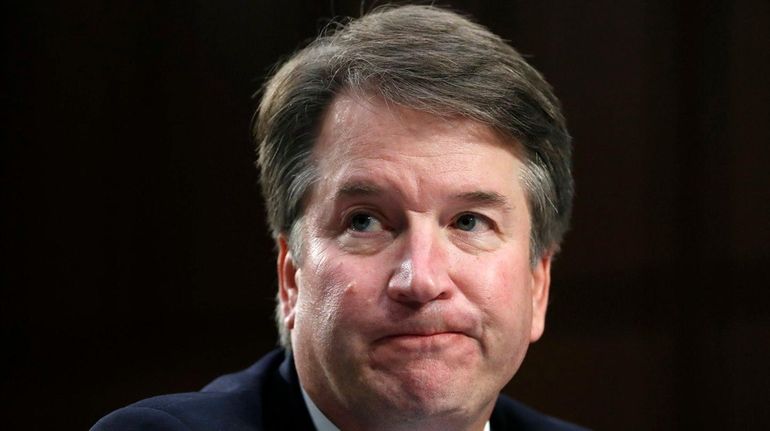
348, 212, 385, 233
342, 210, 496, 235
451, 213, 494, 233
336, 208, 503, 254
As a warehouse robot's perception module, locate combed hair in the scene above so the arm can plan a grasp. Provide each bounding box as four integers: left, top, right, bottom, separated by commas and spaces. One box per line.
255, 5, 574, 349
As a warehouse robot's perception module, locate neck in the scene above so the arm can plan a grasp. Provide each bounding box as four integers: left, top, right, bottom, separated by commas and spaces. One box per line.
304, 385, 495, 431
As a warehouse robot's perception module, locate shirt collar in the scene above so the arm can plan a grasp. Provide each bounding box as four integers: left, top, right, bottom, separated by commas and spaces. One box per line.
301, 386, 341, 431
300, 386, 491, 431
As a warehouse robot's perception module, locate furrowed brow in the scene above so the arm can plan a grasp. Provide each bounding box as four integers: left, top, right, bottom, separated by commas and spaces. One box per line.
453, 191, 512, 211
335, 181, 385, 199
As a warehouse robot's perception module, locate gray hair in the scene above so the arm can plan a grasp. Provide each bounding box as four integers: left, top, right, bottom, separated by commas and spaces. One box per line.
255, 5, 574, 349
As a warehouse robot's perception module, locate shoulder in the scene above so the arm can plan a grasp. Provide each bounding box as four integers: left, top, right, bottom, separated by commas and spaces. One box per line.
90, 401, 192, 431
491, 394, 590, 431
91, 350, 289, 431
90, 390, 263, 431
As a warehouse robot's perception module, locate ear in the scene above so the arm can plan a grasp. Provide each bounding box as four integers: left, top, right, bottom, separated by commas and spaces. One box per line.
277, 235, 300, 332
529, 251, 552, 343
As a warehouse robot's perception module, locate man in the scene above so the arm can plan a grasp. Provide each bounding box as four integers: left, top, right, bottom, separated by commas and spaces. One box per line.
93, 5, 584, 431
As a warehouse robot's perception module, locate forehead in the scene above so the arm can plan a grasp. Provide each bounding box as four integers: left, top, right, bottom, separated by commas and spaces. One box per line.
313, 93, 519, 170
308, 93, 528, 211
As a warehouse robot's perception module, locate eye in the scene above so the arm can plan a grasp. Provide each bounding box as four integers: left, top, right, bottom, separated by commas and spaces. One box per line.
452, 213, 491, 232
348, 212, 384, 232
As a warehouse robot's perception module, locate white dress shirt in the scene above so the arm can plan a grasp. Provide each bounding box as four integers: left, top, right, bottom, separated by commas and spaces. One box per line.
301, 386, 491, 431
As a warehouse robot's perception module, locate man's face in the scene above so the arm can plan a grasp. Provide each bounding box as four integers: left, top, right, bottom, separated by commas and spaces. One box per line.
278, 94, 552, 429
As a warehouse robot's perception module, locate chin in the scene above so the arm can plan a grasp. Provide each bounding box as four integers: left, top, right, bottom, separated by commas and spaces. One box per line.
368, 364, 481, 416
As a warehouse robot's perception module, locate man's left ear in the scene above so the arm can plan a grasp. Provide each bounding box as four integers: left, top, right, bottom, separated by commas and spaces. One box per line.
529, 251, 553, 342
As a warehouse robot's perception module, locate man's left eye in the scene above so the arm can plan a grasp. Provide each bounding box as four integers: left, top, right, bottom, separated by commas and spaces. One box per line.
452, 213, 490, 232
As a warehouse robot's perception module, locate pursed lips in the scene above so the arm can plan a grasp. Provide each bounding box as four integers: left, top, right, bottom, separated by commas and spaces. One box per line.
373, 322, 477, 346
373, 310, 481, 336
373, 331, 472, 355
380, 330, 462, 339
367, 309, 483, 351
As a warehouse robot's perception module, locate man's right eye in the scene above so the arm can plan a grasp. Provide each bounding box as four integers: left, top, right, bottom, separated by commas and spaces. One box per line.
348, 212, 384, 232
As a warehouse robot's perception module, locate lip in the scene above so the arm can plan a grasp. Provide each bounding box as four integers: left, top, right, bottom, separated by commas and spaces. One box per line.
375, 331, 468, 350
379, 330, 464, 339
368, 310, 482, 349
371, 313, 481, 343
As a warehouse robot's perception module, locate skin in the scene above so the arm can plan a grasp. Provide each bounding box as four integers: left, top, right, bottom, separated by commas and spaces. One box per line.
277, 93, 552, 431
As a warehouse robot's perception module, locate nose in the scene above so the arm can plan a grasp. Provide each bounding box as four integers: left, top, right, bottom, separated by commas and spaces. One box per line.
386, 223, 453, 306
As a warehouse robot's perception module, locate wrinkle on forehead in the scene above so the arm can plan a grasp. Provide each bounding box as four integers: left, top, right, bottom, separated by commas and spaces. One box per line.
314, 92, 513, 162
308, 92, 528, 218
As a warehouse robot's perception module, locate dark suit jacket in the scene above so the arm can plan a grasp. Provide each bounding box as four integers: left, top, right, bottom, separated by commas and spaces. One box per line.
92, 349, 587, 430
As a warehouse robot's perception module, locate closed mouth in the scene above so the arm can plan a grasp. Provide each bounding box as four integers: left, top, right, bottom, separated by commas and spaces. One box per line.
375, 331, 467, 347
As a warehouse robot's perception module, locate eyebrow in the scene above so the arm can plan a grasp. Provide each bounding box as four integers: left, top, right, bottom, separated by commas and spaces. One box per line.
335, 181, 385, 199
452, 191, 512, 211
335, 181, 511, 211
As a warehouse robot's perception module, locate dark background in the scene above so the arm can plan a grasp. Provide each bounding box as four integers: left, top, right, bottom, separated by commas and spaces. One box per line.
3, 1, 769, 429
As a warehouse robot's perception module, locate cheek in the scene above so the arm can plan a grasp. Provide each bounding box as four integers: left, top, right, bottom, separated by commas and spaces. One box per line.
295, 273, 342, 349
296, 253, 387, 339
455, 251, 531, 299
456, 253, 534, 338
